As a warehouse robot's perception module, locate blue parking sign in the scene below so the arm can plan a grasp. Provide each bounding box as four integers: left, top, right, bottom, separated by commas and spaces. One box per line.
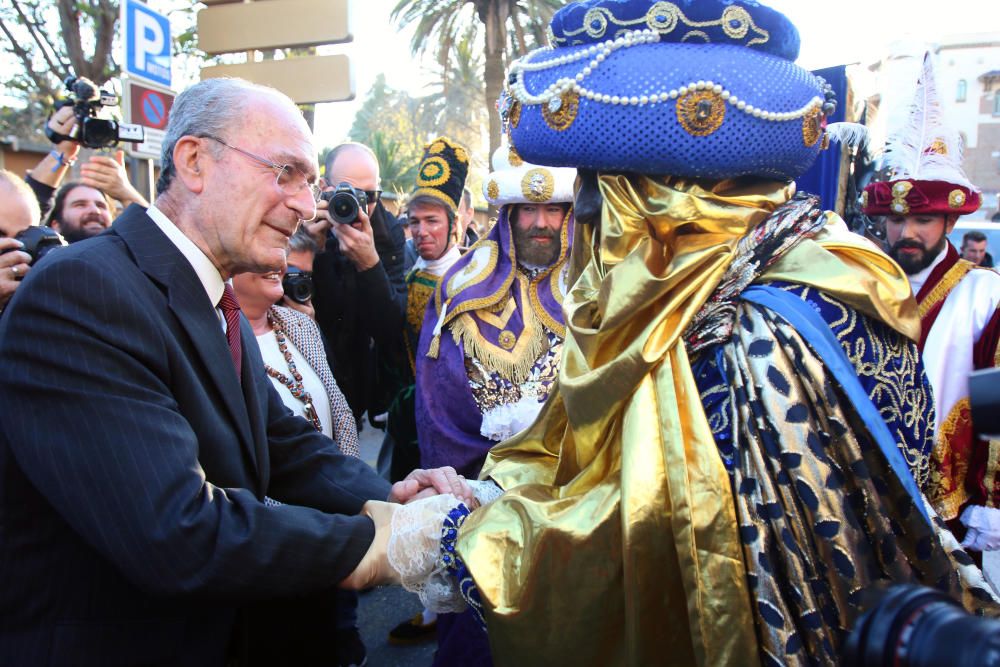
125, 0, 171, 87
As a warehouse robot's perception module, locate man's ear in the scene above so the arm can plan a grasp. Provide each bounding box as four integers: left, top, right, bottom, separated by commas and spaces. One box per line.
944, 214, 960, 234
49, 219, 62, 233
172, 136, 208, 194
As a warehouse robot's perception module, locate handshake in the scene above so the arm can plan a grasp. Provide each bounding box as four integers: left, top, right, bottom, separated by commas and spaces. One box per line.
341, 467, 494, 594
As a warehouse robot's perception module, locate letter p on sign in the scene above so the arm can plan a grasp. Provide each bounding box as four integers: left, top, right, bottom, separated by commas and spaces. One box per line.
124, 0, 172, 88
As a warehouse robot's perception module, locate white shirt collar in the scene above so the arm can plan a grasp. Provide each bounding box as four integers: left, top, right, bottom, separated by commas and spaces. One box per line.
146, 204, 226, 307
413, 245, 462, 277
908, 244, 949, 297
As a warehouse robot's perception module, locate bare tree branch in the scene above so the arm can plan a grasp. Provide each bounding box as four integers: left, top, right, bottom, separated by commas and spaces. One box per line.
9, 0, 70, 80
0, 16, 53, 91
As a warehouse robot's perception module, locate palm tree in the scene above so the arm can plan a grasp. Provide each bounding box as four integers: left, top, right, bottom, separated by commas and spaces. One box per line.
391, 0, 562, 158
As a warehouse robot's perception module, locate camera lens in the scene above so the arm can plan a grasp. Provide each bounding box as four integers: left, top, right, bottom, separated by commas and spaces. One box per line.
81, 118, 120, 149
282, 269, 314, 304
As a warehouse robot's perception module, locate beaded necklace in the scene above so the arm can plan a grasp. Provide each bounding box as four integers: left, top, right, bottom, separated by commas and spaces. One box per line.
263, 316, 322, 432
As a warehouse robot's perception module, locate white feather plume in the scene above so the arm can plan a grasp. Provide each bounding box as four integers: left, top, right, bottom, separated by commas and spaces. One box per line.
881, 53, 975, 189
824, 122, 870, 150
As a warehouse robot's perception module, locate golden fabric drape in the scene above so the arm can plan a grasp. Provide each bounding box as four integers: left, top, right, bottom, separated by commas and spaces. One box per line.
454, 175, 920, 666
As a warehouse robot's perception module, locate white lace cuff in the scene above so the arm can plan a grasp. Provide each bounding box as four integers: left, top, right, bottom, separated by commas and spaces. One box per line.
468, 479, 504, 507
387, 494, 468, 613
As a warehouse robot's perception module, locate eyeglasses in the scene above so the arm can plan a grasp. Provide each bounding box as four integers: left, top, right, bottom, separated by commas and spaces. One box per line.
202, 135, 321, 219
364, 189, 382, 204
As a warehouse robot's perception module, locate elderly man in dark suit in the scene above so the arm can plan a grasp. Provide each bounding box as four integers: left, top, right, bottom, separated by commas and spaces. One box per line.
0, 77, 469, 666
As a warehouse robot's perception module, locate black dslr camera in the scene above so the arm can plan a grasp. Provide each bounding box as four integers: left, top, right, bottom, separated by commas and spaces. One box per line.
843, 583, 1000, 667
2, 227, 67, 276
48, 76, 145, 149
282, 266, 314, 304
321, 182, 368, 224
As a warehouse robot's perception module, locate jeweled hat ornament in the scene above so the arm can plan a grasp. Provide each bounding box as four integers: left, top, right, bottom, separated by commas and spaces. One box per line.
500, 0, 837, 180
483, 142, 577, 207
411, 136, 471, 211
862, 54, 981, 217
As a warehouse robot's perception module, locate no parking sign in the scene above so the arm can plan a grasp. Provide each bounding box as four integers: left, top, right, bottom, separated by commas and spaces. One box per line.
124, 80, 175, 159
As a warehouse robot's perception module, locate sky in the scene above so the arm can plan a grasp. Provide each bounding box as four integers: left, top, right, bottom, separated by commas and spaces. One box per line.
308, 0, 998, 148
3, 0, 996, 148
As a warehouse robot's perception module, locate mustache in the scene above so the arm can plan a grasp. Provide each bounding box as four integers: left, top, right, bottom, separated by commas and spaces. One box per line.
526, 227, 558, 239
891, 240, 924, 252
80, 212, 107, 226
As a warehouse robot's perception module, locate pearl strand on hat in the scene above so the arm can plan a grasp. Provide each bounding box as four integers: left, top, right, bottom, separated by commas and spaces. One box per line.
509, 28, 823, 122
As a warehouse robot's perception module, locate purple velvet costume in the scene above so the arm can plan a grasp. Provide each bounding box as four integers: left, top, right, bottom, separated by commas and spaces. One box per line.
414, 207, 574, 666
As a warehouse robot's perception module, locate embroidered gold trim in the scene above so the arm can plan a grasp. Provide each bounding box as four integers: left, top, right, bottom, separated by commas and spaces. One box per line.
411, 187, 457, 211
917, 259, 974, 320
984, 438, 1000, 509
929, 138, 948, 155
930, 398, 972, 520
449, 277, 549, 384
477, 297, 517, 329
802, 108, 822, 147
541, 89, 579, 132
487, 180, 500, 201
445, 242, 499, 298
435, 231, 517, 321
559, 1, 769, 47
509, 100, 522, 129
677, 89, 726, 137
521, 168, 555, 202
508, 145, 524, 166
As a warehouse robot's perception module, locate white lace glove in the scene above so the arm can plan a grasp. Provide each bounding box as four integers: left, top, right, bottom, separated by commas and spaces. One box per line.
468, 479, 503, 507
960, 505, 1000, 551
387, 493, 468, 612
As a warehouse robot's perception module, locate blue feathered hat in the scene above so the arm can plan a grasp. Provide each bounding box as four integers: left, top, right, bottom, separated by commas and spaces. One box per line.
502, 0, 837, 180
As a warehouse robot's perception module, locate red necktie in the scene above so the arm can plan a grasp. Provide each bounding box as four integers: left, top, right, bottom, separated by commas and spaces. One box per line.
218, 284, 243, 379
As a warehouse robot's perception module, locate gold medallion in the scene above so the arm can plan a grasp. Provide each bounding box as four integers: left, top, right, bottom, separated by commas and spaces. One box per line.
948, 189, 966, 209
802, 108, 823, 147
541, 89, 580, 132
676, 90, 725, 137
487, 179, 500, 201
521, 168, 555, 203
498, 330, 517, 350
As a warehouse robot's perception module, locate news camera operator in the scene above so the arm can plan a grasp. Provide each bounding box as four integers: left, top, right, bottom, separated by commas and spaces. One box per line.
303, 143, 408, 429
25, 78, 148, 227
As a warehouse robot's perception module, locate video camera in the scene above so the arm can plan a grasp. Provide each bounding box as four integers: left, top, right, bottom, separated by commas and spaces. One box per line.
48, 76, 145, 149
321, 182, 368, 225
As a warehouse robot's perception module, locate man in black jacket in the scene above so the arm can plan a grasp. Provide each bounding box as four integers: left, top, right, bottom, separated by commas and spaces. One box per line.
308, 144, 408, 428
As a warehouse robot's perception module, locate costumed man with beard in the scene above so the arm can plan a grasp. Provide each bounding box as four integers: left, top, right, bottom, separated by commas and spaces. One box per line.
337, 2, 1000, 666
862, 55, 1000, 553
414, 145, 575, 666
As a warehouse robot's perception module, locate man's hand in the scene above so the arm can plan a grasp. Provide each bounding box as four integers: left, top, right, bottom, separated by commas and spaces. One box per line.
47, 106, 78, 147
389, 466, 474, 506
339, 500, 399, 590
330, 207, 379, 271
0, 239, 31, 309
81, 150, 149, 208
281, 295, 315, 320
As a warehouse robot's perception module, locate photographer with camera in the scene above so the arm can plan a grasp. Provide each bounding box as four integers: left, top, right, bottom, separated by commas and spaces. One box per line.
24, 78, 148, 228
0, 171, 40, 310
305, 142, 409, 431
280, 227, 319, 320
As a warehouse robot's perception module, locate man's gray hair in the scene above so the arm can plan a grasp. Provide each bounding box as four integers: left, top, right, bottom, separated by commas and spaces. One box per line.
288, 226, 319, 255
156, 78, 285, 194
0, 169, 41, 224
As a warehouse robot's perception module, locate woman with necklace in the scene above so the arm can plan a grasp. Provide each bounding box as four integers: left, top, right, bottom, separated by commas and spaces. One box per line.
232, 230, 367, 667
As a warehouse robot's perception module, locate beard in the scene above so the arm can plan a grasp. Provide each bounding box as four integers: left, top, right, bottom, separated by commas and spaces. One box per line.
513, 226, 561, 267
888, 235, 948, 275
61, 213, 108, 244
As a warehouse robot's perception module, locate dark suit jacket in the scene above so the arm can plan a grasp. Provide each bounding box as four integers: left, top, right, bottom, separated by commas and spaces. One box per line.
0, 205, 391, 666
312, 200, 408, 422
